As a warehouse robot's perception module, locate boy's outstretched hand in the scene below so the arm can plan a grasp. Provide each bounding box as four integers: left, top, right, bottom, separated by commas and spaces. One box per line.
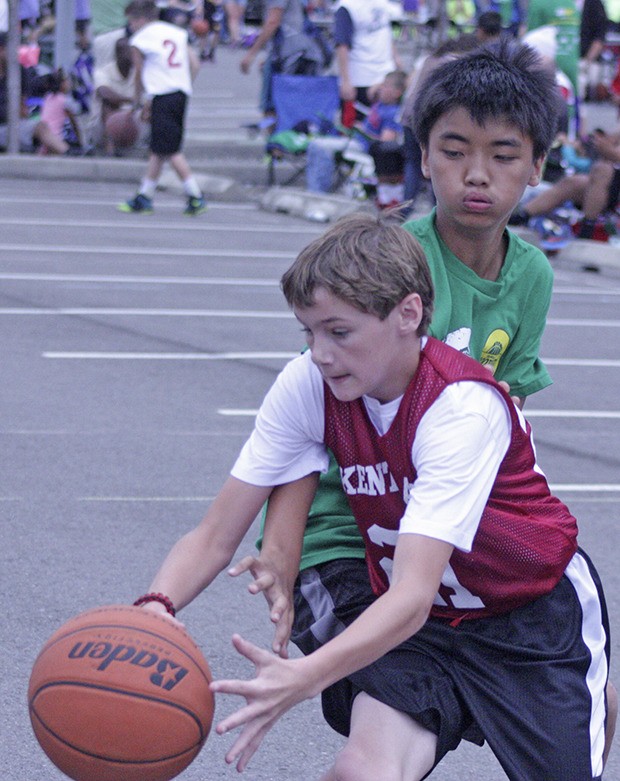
211, 634, 314, 771
228, 556, 294, 657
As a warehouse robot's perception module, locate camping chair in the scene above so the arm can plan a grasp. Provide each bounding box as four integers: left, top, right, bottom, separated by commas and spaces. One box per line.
266, 73, 340, 186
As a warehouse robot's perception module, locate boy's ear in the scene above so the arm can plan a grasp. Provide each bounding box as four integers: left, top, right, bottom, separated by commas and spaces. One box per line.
420, 146, 431, 179
528, 155, 546, 187
397, 293, 424, 333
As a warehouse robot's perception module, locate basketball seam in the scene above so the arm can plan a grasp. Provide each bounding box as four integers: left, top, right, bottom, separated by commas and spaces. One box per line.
30, 705, 203, 765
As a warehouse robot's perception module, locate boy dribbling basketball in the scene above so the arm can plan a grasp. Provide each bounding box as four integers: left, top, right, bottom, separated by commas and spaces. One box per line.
137, 211, 610, 780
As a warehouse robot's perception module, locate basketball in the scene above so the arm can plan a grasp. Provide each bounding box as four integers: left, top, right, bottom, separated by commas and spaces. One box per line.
191, 18, 210, 36
105, 109, 140, 148
28, 604, 214, 781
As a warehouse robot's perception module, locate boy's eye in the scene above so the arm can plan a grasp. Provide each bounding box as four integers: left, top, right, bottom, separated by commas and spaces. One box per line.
443, 148, 462, 158
331, 329, 349, 339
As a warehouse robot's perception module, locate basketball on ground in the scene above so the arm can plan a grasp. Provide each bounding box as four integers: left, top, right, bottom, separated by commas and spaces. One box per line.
105, 109, 140, 148
28, 604, 214, 781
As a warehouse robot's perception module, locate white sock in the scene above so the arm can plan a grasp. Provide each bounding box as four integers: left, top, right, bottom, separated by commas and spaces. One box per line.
183, 176, 202, 198
139, 179, 157, 199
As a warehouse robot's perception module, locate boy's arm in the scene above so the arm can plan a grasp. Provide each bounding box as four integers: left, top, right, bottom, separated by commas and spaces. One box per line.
336, 44, 355, 101
229, 473, 319, 657
240, 6, 283, 73
130, 46, 144, 108
212, 533, 453, 771
140, 476, 272, 615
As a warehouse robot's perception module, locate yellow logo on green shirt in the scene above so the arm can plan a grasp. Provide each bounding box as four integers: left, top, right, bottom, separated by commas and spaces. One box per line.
480, 329, 510, 374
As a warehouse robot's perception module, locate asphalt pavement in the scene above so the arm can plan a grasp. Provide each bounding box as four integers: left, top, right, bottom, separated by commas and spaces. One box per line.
2, 38, 620, 781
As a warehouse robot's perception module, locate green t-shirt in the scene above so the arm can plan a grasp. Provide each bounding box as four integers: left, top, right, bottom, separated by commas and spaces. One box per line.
260, 211, 554, 570
527, 0, 581, 90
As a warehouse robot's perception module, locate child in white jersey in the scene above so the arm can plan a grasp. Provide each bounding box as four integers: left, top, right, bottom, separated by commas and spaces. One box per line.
134, 212, 610, 781
118, 0, 206, 215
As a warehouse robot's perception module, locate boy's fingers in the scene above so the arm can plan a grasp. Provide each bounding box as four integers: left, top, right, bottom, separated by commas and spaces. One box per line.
247, 571, 276, 594
228, 555, 257, 577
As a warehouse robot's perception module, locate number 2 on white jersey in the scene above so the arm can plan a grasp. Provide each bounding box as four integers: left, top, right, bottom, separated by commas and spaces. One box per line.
163, 39, 182, 68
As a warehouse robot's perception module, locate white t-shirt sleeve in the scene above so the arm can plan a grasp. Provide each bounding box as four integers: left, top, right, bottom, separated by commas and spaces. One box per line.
231, 352, 329, 486
399, 382, 512, 551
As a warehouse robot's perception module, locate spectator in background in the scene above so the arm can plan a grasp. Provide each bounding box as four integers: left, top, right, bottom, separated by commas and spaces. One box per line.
305, 69, 407, 198
224, 0, 246, 45
333, 0, 400, 126
89, 35, 141, 152
580, 0, 608, 101
38, 68, 84, 154
0, 33, 69, 154
527, 0, 581, 91
240, 0, 324, 117
20, 0, 40, 38
75, 0, 92, 49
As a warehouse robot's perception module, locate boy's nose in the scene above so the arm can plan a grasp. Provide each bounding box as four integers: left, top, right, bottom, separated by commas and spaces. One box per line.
310, 336, 332, 367
464, 157, 489, 186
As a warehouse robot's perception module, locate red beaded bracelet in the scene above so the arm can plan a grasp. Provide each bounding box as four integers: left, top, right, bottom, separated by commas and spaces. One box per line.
133, 592, 176, 617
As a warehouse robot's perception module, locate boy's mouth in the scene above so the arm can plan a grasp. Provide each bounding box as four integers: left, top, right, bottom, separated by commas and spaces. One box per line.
463, 193, 492, 212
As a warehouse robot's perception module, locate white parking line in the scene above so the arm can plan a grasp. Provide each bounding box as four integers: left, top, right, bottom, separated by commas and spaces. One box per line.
0, 217, 321, 234
2, 308, 292, 318
0, 272, 280, 286
218, 408, 620, 419
43, 351, 298, 360
39, 352, 620, 366
71, 486, 620, 501
0, 243, 293, 258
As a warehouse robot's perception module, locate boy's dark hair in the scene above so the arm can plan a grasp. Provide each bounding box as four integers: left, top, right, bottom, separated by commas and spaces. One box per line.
281, 212, 434, 335
125, 0, 158, 20
477, 11, 503, 37
412, 41, 560, 159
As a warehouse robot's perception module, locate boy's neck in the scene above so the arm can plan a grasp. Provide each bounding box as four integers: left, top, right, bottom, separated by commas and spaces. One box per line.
434, 211, 508, 282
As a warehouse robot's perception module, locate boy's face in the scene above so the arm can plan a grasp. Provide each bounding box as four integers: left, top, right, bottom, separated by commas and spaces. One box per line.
421, 107, 544, 238
378, 78, 403, 105
294, 287, 422, 405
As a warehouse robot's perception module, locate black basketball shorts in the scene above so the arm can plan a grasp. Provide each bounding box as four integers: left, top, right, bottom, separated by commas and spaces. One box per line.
150, 90, 187, 156
292, 552, 610, 780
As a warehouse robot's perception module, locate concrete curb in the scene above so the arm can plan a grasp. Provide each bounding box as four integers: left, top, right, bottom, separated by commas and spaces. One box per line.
0, 154, 262, 202
260, 186, 373, 223
511, 225, 620, 271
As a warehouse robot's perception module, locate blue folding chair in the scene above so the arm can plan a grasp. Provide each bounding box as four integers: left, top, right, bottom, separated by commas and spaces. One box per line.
266, 73, 341, 186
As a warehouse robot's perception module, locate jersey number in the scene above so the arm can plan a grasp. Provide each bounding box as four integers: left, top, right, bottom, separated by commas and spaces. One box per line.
367, 523, 485, 611
163, 40, 182, 68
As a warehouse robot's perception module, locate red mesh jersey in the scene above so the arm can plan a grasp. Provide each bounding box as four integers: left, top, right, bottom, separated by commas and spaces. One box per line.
324, 338, 578, 620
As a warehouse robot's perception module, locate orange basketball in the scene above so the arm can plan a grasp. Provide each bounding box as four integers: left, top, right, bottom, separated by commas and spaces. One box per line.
28, 604, 214, 781
105, 109, 140, 148
191, 18, 210, 36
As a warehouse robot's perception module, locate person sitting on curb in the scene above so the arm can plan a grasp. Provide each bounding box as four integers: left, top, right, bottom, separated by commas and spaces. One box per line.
510, 128, 620, 241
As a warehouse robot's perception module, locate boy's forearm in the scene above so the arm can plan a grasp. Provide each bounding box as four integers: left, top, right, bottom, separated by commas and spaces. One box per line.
142, 477, 271, 612
261, 473, 319, 590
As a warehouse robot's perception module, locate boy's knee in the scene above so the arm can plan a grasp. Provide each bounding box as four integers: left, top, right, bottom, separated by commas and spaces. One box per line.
331, 743, 400, 781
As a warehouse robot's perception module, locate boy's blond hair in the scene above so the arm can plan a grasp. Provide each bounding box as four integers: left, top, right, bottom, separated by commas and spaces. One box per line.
281, 212, 434, 334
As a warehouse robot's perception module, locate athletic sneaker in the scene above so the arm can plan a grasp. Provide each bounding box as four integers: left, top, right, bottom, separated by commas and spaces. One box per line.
529, 216, 574, 251
184, 195, 207, 216
117, 193, 153, 214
